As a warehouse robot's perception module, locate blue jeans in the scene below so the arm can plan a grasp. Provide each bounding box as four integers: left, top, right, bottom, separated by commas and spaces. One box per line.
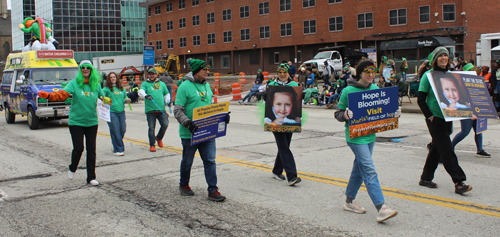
452, 119, 482, 152
401, 72, 407, 82
180, 138, 217, 192
346, 142, 385, 207
328, 94, 340, 104
146, 113, 169, 146
107, 111, 126, 153
167, 86, 172, 99
242, 91, 257, 102
495, 83, 500, 108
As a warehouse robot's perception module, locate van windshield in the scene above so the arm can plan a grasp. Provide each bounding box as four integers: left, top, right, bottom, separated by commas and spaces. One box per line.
313, 52, 331, 59
32, 68, 79, 85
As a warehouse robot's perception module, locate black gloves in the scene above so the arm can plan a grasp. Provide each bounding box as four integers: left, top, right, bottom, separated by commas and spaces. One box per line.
145, 95, 153, 101
186, 120, 199, 134
225, 111, 231, 124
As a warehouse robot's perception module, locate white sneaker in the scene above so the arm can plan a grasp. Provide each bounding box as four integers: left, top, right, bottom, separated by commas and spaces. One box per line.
68, 170, 75, 180
89, 180, 100, 186
377, 205, 398, 222
114, 152, 124, 156
343, 201, 367, 214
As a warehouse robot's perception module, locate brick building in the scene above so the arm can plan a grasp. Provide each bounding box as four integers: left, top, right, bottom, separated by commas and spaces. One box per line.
142, 0, 500, 75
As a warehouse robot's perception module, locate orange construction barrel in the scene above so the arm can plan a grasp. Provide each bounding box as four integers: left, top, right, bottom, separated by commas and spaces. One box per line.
172, 85, 178, 102
232, 83, 241, 100
214, 73, 221, 103
134, 75, 141, 85
263, 71, 269, 82
122, 76, 127, 85
239, 72, 246, 84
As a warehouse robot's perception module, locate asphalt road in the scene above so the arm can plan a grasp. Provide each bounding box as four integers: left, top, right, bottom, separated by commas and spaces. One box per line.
1, 102, 500, 237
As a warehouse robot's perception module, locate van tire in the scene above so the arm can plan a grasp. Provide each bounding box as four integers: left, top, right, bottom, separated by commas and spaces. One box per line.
27, 107, 40, 130
4, 104, 15, 124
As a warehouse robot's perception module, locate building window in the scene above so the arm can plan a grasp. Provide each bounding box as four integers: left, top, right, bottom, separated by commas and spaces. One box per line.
260, 26, 270, 39
419, 6, 430, 23
274, 52, 280, 64
179, 18, 186, 28
297, 50, 302, 63
167, 21, 173, 31
303, 20, 316, 34
208, 57, 214, 68
240, 6, 249, 18
328, 0, 342, 4
280, 0, 291, 12
280, 23, 292, 37
329, 16, 343, 32
223, 31, 232, 43
357, 13, 373, 29
443, 4, 455, 21
208, 33, 216, 45
180, 37, 187, 48
207, 12, 215, 24
155, 5, 161, 14
148, 7, 151, 16
221, 56, 230, 68
166, 2, 173, 12
156, 40, 162, 50
193, 15, 200, 26
240, 28, 250, 41
303, 0, 315, 8
155, 23, 162, 33
193, 35, 201, 46
389, 9, 406, 26
259, 2, 269, 15
223, 9, 231, 21
167, 39, 174, 49
207, 0, 214, 3
192, 0, 199, 7
179, 0, 185, 9
148, 24, 152, 34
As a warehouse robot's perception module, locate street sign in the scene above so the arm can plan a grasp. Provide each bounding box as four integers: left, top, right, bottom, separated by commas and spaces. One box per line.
143, 45, 155, 66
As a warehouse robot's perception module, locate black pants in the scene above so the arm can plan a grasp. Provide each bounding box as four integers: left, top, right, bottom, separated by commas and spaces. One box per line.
421, 117, 466, 184
256, 92, 265, 101
69, 125, 98, 183
272, 132, 297, 180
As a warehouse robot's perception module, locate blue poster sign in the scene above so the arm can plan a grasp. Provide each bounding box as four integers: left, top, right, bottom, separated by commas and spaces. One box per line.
143, 45, 155, 66
347, 86, 399, 138
476, 118, 487, 135
191, 102, 229, 145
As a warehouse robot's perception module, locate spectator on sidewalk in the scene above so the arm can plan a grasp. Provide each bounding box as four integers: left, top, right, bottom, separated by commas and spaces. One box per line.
256, 80, 267, 101
322, 61, 333, 86
255, 69, 264, 84
306, 68, 315, 88
239, 80, 262, 104
288, 61, 297, 80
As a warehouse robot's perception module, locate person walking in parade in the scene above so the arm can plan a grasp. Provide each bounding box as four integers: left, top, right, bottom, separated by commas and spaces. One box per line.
139, 68, 170, 152
174, 59, 228, 202
334, 60, 398, 223
103, 72, 130, 156
417, 47, 472, 194
37, 60, 112, 186
268, 63, 302, 186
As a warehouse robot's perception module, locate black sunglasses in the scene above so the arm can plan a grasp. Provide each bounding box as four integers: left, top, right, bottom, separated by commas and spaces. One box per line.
80, 66, 92, 70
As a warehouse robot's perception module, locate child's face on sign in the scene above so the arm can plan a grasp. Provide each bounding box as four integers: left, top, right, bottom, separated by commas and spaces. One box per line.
441, 78, 459, 103
273, 92, 293, 118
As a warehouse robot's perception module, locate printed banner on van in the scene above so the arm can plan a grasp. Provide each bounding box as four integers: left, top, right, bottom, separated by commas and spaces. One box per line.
347, 86, 399, 138
428, 72, 498, 121
191, 102, 229, 145
97, 99, 111, 122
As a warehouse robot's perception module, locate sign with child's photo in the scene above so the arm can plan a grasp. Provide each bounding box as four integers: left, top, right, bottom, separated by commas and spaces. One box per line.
264, 86, 302, 133
347, 86, 399, 138
428, 72, 498, 121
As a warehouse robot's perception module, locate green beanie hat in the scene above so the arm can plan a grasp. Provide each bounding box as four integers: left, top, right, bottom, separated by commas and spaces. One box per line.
402, 57, 406, 61
463, 63, 474, 71
187, 58, 207, 75
429, 46, 449, 65
277, 63, 290, 72
258, 69, 262, 72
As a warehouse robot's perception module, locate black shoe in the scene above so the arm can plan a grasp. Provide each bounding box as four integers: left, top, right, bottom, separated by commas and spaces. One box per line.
419, 180, 438, 188
476, 150, 491, 158
273, 173, 286, 181
288, 177, 302, 186
208, 189, 226, 202
179, 185, 194, 196
455, 182, 472, 194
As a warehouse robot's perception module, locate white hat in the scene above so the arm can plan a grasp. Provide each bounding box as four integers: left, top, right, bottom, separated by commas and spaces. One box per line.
79, 60, 93, 66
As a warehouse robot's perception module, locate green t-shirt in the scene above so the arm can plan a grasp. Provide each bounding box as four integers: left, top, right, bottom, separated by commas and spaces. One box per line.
63, 80, 104, 127
268, 80, 299, 86
418, 70, 444, 119
175, 80, 213, 139
103, 86, 128, 113
140, 80, 169, 113
337, 83, 379, 144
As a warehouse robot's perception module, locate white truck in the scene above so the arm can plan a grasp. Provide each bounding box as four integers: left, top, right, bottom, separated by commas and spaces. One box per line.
302, 46, 368, 77
92, 54, 146, 76
477, 33, 500, 67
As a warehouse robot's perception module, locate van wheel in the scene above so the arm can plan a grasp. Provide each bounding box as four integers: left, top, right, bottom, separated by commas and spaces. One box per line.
27, 107, 40, 130
4, 104, 15, 124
